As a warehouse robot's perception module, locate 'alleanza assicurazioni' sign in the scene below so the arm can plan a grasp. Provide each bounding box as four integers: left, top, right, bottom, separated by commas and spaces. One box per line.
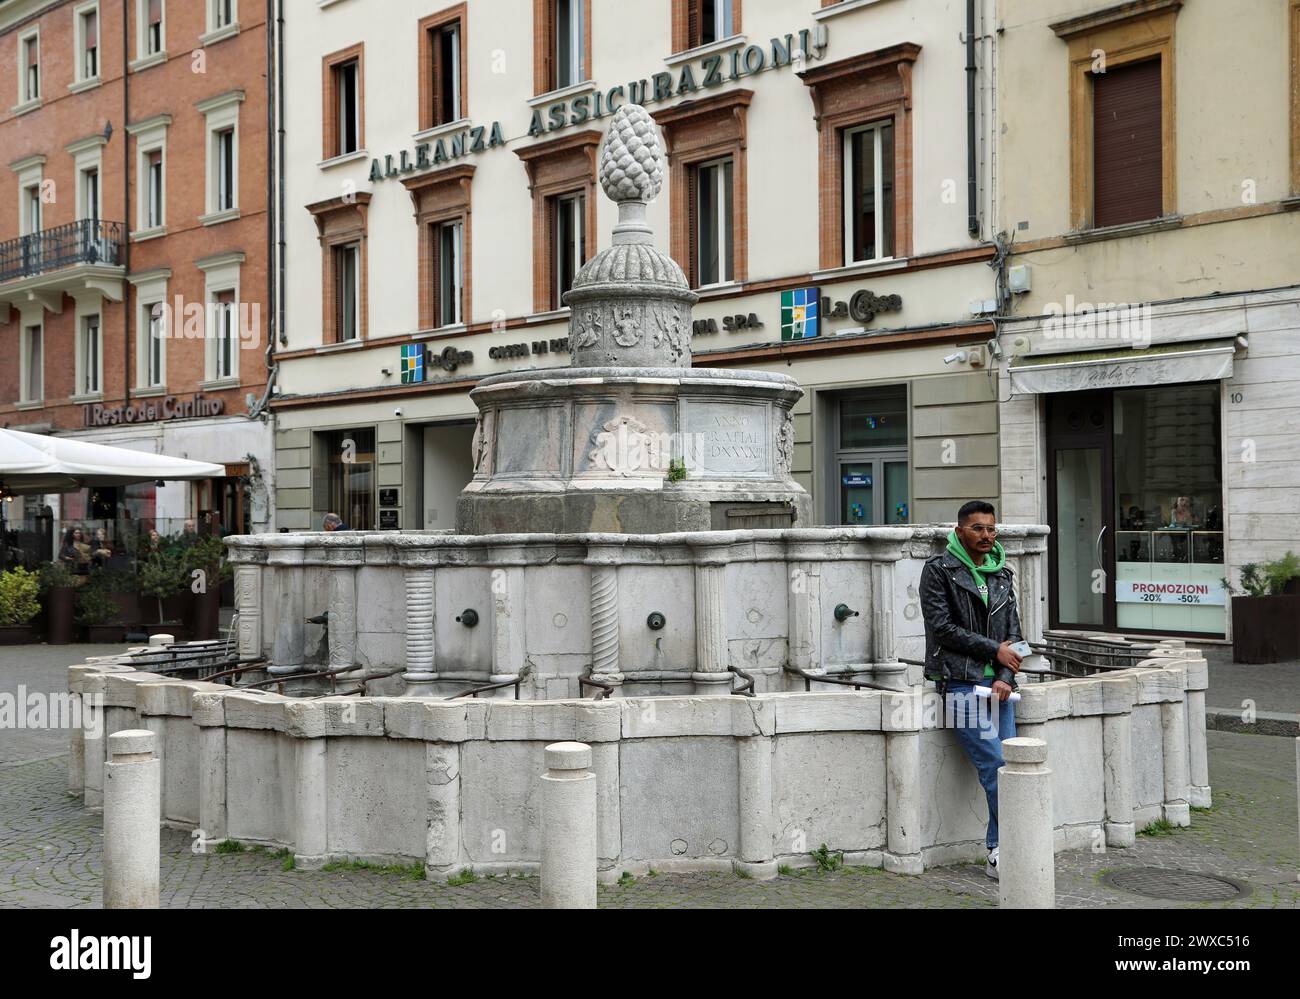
369, 25, 828, 182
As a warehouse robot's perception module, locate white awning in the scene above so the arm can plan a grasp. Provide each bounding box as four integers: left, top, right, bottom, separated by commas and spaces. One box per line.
1008, 340, 1237, 396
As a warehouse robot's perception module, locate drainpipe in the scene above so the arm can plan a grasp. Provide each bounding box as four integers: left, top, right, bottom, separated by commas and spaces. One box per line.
249, 0, 282, 420
122, 0, 131, 407
966, 0, 978, 237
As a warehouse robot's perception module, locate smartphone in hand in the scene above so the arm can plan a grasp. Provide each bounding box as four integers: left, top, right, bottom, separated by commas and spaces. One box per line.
1009, 641, 1032, 658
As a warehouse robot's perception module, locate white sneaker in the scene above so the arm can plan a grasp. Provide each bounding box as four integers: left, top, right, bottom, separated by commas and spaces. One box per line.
985, 847, 999, 881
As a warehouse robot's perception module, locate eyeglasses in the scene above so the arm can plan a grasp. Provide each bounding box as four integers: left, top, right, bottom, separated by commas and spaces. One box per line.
963, 525, 998, 536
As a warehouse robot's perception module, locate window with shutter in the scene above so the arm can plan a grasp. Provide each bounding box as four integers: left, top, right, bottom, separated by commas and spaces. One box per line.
1092, 58, 1163, 228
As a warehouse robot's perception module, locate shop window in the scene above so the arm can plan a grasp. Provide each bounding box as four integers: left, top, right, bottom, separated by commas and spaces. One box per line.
515, 132, 598, 313
320, 428, 376, 531
420, 7, 466, 130
534, 0, 590, 95
800, 44, 918, 269
843, 120, 895, 263
831, 385, 909, 526
323, 45, 364, 159
1051, 2, 1178, 230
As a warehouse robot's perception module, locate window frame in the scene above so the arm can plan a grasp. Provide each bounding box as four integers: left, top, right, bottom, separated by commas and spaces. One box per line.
799, 44, 918, 269
77, 312, 103, 398
841, 119, 896, 265
653, 89, 751, 290
322, 44, 365, 161
515, 131, 599, 313
22, 182, 42, 237
419, 6, 468, 132
197, 89, 244, 220
128, 115, 171, 234
1052, 2, 1179, 231
436, 219, 464, 328
533, 0, 591, 96
73, 1, 101, 85
307, 193, 371, 345
693, 156, 734, 287
550, 190, 586, 309
334, 242, 361, 343
18, 28, 40, 105
403, 165, 473, 331
20, 322, 44, 403
199, 252, 244, 385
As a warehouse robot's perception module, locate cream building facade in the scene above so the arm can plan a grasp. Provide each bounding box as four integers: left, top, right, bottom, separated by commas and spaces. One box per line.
271, 0, 1007, 534
993, 0, 1300, 641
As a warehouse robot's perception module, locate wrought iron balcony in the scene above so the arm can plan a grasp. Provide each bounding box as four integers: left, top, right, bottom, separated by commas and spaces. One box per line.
0, 219, 125, 284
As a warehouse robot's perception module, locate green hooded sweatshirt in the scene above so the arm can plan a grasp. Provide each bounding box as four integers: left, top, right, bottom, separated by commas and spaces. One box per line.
946, 530, 1007, 677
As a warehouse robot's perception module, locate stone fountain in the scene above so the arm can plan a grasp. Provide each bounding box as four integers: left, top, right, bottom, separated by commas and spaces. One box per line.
457, 105, 811, 535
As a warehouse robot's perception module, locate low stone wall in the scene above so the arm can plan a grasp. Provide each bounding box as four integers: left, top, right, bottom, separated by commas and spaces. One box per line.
224, 525, 1050, 698
68, 646, 1209, 879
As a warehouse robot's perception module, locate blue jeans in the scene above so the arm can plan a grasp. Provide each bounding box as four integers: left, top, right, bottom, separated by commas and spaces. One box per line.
946, 678, 1017, 850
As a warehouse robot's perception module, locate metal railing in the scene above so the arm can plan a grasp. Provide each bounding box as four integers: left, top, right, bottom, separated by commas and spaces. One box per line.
782, 664, 895, 692
0, 218, 125, 282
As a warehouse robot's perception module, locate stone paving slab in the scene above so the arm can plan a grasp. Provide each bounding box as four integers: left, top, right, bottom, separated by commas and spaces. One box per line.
1, 733, 1295, 909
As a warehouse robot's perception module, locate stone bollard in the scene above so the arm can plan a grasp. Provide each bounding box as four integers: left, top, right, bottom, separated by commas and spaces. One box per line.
1295, 738, 1299, 884
149, 634, 174, 647
998, 737, 1054, 909
540, 741, 597, 909
103, 729, 160, 909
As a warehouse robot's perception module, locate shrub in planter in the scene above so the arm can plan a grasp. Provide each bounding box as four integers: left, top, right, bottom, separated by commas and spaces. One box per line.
1225, 552, 1300, 664
182, 536, 230, 640
75, 574, 126, 643
0, 567, 41, 644
138, 550, 187, 628
38, 561, 77, 646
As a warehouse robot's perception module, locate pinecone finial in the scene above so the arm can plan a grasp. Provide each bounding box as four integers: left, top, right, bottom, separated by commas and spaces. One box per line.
599, 104, 664, 204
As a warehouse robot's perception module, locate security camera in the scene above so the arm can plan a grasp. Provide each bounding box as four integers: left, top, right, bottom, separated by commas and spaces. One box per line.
943, 351, 969, 365
394, 407, 403, 417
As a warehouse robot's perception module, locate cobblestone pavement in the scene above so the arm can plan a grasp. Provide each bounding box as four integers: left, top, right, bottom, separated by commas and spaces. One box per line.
1, 731, 1295, 909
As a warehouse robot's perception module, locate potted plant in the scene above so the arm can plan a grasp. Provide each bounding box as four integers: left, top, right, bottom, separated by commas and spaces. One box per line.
1225, 551, 1300, 663
99, 566, 141, 629
183, 535, 230, 640
38, 561, 77, 646
0, 567, 41, 644
74, 573, 125, 643
138, 549, 190, 640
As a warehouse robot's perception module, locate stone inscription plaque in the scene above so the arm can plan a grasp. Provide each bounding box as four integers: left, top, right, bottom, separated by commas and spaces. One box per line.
680, 401, 768, 478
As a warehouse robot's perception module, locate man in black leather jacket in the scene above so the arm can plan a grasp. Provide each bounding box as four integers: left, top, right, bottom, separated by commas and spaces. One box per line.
920, 500, 1024, 880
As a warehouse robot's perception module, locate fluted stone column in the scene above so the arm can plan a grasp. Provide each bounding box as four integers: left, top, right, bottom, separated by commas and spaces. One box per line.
402, 559, 438, 691
1099, 674, 1137, 847
883, 690, 923, 874
586, 545, 623, 689
232, 557, 265, 660
690, 538, 731, 691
